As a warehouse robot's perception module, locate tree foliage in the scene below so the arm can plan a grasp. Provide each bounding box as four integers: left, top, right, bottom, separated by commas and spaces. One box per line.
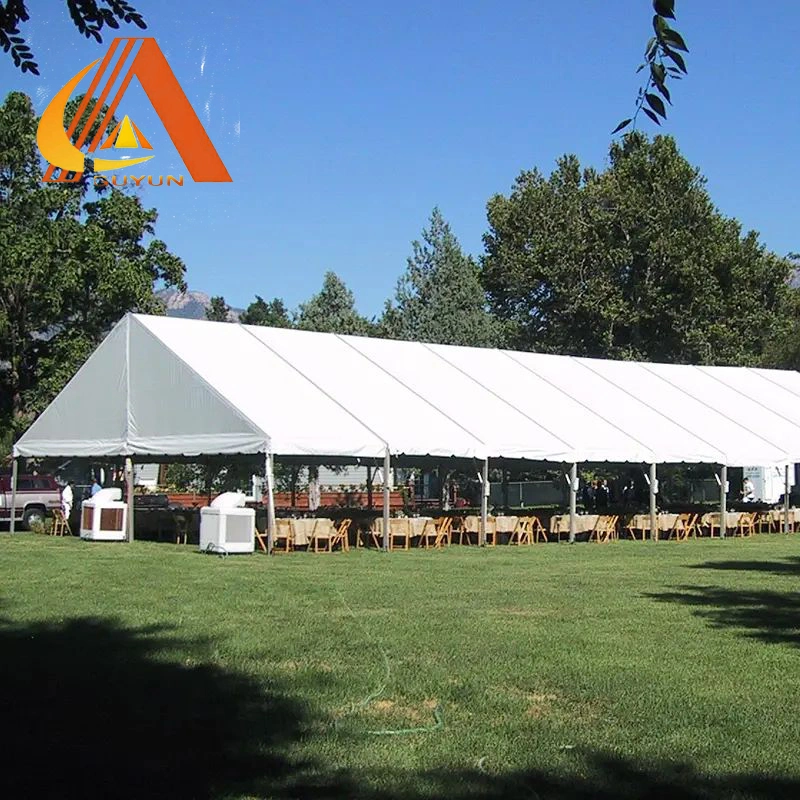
481, 133, 793, 365
0, 90, 185, 437
1, 0, 146, 75
239, 295, 292, 328
205, 296, 231, 322
614, 0, 689, 134
380, 208, 497, 347
295, 272, 372, 335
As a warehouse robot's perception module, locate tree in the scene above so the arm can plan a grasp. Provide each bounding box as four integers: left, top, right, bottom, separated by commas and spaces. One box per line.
205, 296, 231, 322
481, 133, 793, 365
380, 208, 497, 347
1, 1, 146, 75
0, 91, 185, 438
239, 295, 292, 328
614, 1, 689, 134
295, 272, 372, 335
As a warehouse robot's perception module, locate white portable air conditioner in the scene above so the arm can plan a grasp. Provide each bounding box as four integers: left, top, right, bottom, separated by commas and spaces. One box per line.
199, 492, 255, 554
80, 488, 128, 541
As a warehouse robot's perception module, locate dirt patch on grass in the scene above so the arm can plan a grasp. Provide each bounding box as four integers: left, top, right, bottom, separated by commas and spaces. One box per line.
271, 658, 335, 674
523, 691, 559, 718
506, 686, 600, 723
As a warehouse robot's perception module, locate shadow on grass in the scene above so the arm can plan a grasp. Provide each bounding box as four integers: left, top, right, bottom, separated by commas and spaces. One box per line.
0, 612, 357, 799
647, 584, 800, 648
1, 611, 799, 799
647, 556, 800, 649
409, 754, 800, 799
688, 556, 800, 577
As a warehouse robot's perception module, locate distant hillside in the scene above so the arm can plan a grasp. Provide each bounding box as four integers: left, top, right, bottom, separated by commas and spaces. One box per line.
157, 289, 242, 321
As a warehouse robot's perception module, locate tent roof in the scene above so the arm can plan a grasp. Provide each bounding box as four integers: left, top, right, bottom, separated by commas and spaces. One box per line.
14, 313, 800, 466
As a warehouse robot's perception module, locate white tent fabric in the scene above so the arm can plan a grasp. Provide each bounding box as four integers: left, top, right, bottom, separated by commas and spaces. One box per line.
14, 313, 800, 466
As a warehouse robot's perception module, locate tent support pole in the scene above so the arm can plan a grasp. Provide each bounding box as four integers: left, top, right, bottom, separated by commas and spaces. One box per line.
382, 449, 390, 552
265, 452, 276, 554
366, 465, 373, 511
568, 463, 577, 544
784, 464, 791, 534
9, 456, 18, 534
720, 464, 727, 540
125, 457, 134, 542
649, 463, 657, 542
480, 458, 489, 547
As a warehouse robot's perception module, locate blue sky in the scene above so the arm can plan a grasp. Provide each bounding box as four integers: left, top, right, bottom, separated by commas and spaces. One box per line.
2, 1, 799, 316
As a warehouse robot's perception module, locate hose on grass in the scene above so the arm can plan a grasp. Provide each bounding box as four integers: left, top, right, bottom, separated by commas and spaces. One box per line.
335, 590, 444, 737
204, 542, 228, 558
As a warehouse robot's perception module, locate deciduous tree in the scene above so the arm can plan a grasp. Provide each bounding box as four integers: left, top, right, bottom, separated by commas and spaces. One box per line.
481, 133, 793, 365
0, 90, 185, 439
1, 0, 146, 75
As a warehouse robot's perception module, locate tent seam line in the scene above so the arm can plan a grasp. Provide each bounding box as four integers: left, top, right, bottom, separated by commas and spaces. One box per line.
237, 324, 389, 452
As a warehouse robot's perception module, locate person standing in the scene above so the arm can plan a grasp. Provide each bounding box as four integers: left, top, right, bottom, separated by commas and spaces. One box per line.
90, 478, 102, 497
596, 479, 610, 510
61, 480, 74, 518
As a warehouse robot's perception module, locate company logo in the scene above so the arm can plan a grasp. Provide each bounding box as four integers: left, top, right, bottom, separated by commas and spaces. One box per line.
37, 37, 231, 184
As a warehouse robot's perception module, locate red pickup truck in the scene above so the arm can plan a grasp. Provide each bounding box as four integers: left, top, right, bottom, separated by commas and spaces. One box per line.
0, 474, 62, 529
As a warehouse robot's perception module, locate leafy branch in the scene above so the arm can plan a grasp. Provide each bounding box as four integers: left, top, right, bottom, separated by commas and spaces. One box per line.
613, 0, 689, 135
0, 1, 146, 75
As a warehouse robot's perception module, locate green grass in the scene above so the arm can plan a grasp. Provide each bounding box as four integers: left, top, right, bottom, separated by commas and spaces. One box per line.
2, 534, 800, 798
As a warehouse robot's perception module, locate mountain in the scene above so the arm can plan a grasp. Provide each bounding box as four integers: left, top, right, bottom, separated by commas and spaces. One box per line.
156, 289, 242, 321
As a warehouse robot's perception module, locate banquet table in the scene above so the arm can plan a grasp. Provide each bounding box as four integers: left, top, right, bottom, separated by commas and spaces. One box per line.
626, 513, 683, 539
369, 517, 434, 548
289, 518, 334, 547
701, 512, 742, 535
494, 516, 519, 533
549, 514, 599, 536
462, 515, 498, 534
759, 508, 800, 532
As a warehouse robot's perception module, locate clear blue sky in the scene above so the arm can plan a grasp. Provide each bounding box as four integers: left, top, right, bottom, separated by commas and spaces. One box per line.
2, 1, 799, 316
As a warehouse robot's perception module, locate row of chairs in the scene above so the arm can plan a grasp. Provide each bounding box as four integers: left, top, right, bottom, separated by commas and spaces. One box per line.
365, 516, 549, 551
256, 519, 352, 554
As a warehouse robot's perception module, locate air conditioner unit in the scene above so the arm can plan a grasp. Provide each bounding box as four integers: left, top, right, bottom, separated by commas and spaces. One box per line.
200, 492, 255, 554
80, 488, 128, 541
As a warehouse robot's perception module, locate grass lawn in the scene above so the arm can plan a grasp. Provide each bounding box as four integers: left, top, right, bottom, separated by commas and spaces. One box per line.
2, 534, 800, 799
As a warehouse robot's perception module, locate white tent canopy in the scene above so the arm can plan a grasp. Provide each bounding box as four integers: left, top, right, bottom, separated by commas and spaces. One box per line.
14, 313, 800, 466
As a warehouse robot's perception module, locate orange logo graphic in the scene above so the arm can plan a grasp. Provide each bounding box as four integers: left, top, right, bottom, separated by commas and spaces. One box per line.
37, 37, 231, 183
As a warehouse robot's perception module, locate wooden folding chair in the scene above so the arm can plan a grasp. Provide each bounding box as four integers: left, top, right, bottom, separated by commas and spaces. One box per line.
590, 515, 617, 543
667, 515, 687, 541
389, 519, 411, 551
330, 519, 351, 551
454, 517, 474, 545
51, 509, 72, 537
273, 519, 294, 553
309, 519, 337, 552
529, 516, 548, 543
254, 524, 268, 553
755, 511, 773, 534
360, 520, 384, 548
509, 517, 531, 545
420, 517, 448, 548
678, 513, 699, 539
434, 516, 452, 548
736, 512, 756, 538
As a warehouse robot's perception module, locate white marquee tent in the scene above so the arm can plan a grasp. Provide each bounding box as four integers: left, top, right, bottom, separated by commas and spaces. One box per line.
11, 313, 800, 546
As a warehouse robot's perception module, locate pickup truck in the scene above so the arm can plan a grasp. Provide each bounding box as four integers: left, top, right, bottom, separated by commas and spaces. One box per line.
0, 474, 62, 529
